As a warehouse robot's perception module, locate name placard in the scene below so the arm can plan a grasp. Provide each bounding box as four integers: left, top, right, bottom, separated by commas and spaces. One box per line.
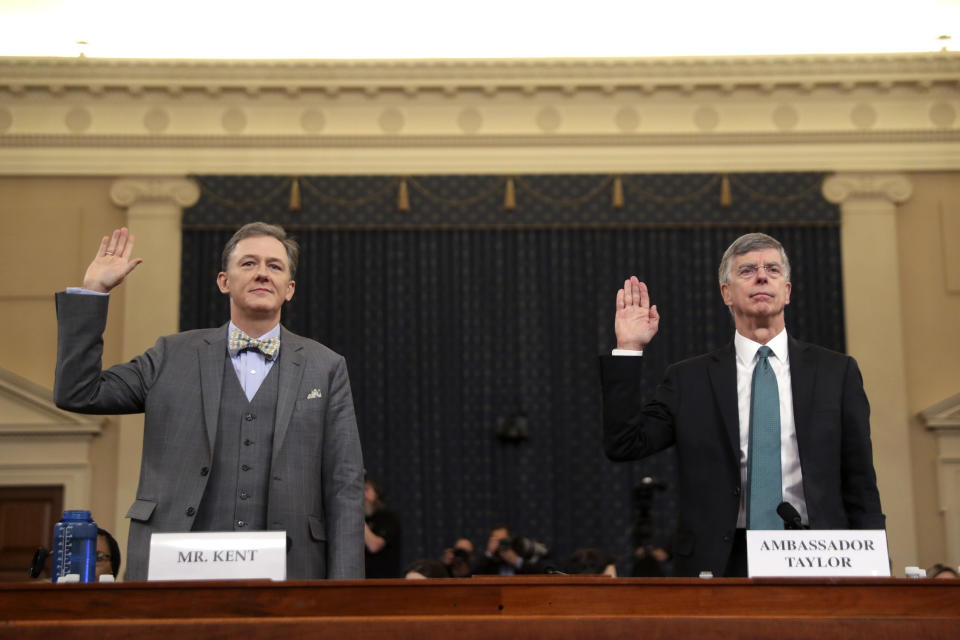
147, 531, 286, 581
747, 529, 890, 577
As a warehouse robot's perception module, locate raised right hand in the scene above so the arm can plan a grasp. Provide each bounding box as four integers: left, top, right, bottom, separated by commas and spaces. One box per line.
82, 227, 143, 293
614, 276, 660, 351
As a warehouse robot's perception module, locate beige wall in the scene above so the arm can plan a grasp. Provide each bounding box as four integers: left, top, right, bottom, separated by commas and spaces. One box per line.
899, 172, 960, 568
0, 176, 126, 533
2, 171, 957, 570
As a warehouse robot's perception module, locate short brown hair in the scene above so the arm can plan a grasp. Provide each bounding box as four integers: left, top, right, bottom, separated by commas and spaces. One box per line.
221, 222, 300, 280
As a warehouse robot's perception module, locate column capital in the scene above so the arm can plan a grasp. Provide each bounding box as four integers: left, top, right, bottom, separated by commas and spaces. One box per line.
109, 177, 200, 209
822, 172, 913, 205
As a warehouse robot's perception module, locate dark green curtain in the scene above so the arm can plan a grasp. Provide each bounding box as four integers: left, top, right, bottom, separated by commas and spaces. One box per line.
180, 174, 843, 575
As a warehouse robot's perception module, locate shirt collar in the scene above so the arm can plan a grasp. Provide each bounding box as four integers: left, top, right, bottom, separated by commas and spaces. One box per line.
734, 327, 789, 366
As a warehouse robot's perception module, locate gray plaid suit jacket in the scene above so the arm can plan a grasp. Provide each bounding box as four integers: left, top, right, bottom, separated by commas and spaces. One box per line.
53, 292, 365, 581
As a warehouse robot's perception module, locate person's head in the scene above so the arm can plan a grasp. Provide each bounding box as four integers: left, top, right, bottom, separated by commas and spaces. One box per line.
486, 523, 512, 555
364, 472, 384, 513
927, 563, 959, 579
217, 222, 299, 325
718, 233, 792, 332
405, 558, 450, 579
96, 528, 121, 579
453, 537, 474, 554
446, 538, 475, 577
566, 548, 617, 577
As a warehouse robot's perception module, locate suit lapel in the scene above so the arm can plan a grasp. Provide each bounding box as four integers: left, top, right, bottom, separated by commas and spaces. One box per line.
788, 337, 815, 463
273, 327, 305, 465
708, 342, 741, 461
199, 324, 229, 453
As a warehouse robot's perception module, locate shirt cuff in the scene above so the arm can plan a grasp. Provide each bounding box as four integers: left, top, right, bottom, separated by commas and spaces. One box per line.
611, 349, 643, 356
66, 287, 109, 296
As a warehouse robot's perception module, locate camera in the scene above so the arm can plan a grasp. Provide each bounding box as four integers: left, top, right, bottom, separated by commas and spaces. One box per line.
507, 536, 550, 563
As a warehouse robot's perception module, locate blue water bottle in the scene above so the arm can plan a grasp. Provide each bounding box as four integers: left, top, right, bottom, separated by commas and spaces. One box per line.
51, 510, 98, 583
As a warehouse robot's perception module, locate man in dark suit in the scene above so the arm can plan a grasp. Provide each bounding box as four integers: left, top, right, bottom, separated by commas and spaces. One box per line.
54, 223, 365, 581
600, 232, 884, 577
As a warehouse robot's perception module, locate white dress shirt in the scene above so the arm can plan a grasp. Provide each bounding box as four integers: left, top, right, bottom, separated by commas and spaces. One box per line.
228, 321, 280, 402
733, 328, 807, 527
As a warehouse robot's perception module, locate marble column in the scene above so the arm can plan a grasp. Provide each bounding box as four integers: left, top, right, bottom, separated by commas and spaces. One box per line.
108, 177, 199, 577
822, 172, 917, 574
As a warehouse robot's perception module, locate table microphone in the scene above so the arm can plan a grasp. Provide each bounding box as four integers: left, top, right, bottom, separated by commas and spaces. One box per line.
776, 502, 806, 530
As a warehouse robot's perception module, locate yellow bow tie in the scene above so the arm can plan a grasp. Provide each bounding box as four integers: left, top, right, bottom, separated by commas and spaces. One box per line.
228, 328, 280, 360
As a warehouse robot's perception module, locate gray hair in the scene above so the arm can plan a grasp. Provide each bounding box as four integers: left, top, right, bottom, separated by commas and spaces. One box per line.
221, 222, 300, 280
718, 233, 791, 286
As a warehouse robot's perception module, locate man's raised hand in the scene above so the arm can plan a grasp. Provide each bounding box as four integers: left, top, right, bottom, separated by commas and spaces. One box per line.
82, 227, 143, 293
614, 276, 660, 351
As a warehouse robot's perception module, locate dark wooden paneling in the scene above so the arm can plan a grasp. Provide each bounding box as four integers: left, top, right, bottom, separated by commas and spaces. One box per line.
0, 485, 62, 582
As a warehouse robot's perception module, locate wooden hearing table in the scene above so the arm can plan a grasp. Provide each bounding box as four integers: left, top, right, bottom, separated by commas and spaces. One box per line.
2, 576, 959, 639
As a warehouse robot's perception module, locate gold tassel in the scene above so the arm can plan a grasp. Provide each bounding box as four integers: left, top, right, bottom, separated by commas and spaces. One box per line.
397, 178, 410, 212
720, 174, 733, 208
289, 177, 301, 211
612, 176, 625, 209
504, 177, 516, 211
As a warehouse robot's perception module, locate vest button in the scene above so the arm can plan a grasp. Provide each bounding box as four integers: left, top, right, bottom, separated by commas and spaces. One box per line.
245, 413, 255, 421
241, 464, 251, 471
186, 506, 196, 516
244, 439, 253, 446
239, 490, 249, 500
200, 467, 209, 476
237, 520, 247, 528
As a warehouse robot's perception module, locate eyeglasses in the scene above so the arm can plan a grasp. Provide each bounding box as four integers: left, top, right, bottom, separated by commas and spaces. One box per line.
734, 262, 785, 279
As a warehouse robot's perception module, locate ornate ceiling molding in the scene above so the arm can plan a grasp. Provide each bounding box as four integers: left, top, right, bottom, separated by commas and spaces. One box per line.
2, 54, 958, 96
0, 54, 957, 175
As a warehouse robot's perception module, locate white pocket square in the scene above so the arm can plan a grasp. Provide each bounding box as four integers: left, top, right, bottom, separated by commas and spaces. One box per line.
306, 388, 323, 399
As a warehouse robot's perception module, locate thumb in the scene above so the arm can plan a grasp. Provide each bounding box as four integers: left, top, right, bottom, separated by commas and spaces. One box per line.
649, 304, 660, 323
122, 258, 144, 278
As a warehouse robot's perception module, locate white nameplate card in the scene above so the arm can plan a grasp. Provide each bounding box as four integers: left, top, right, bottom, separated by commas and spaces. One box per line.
747, 530, 890, 577
148, 531, 286, 581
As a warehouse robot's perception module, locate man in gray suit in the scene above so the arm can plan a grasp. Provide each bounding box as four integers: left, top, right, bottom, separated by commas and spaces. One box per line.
54, 223, 365, 581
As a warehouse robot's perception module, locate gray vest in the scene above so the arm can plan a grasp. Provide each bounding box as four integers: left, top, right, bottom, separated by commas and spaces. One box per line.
193, 354, 279, 531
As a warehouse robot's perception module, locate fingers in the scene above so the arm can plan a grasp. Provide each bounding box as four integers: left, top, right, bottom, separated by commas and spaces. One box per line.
104, 228, 121, 257
95, 235, 109, 259
619, 277, 648, 308
638, 281, 650, 309
119, 231, 136, 259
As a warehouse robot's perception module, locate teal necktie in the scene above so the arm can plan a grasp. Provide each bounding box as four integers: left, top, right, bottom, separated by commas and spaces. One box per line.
747, 345, 783, 530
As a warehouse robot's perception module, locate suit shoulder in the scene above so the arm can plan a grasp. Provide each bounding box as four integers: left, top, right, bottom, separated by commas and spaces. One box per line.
790, 338, 857, 366
281, 329, 346, 361
669, 344, 732, 372
162, 327, 223, 346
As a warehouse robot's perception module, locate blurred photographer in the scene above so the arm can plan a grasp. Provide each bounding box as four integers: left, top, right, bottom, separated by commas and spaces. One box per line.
473, 524, 549, 575
441, 537, 475, 578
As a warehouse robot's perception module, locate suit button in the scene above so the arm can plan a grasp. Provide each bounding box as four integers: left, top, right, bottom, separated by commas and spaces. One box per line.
186, 507, 196, 516
241, 464, 251, 471
244, 439, 253, 446
237, 520, 247, 528
245, 413, 255, 421
733, 487, 740, 497
239, 490, 249, 500
200, 467, 209, 476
